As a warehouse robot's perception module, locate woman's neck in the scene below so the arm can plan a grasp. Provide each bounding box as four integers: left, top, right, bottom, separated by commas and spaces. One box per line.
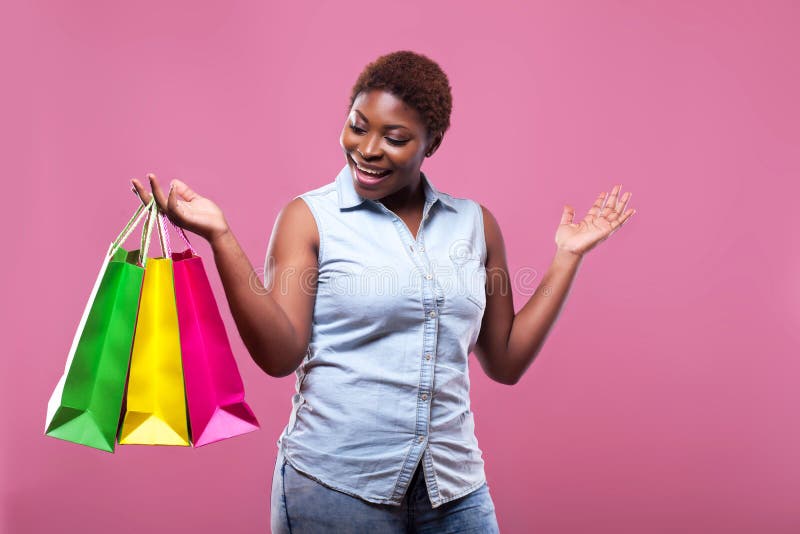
378, 174, 426, 215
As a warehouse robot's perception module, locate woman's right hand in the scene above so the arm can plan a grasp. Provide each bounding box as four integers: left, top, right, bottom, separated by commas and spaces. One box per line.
131, 173, 230, 244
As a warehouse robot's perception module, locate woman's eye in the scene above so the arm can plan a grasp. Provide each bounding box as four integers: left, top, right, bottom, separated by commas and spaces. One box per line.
350, 124, 408, 146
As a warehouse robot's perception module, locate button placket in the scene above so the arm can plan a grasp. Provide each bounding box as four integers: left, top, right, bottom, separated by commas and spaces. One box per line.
375, 198, 439, 496
381, 203, 433, 280
417, 234, 446, 308
381, 201, 444, 321
415, 201, 439, 455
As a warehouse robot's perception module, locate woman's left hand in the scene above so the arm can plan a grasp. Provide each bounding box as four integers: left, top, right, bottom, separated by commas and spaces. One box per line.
554, 184, 635, 257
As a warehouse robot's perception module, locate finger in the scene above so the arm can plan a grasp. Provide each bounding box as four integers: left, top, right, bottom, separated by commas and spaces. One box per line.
560, 205, 575, 225
147, 173, 170, 212
614, 191, 631, 217
130, 178, 153, 204
606, 191, 632, 223
585, 192, 607, 220
169, 178, 199, 202
166, 181, 180, 219
621, 208, 636, 225
610, 208, 635, 232
602, 184, 621, 217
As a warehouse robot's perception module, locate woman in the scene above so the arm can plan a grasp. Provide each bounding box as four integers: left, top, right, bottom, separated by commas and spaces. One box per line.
133, 50, 634, 533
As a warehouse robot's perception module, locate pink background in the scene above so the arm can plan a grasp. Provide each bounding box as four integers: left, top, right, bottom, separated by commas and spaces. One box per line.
3, 1, 798, 532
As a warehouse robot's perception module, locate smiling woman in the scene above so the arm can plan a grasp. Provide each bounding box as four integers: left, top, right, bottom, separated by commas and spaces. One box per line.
343, 90, 433, 199
267, 50, 506, 532
339, 51, 451, 217
131, 48, 634, 534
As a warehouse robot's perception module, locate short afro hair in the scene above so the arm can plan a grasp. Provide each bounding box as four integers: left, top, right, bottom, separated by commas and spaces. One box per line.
347, 50, 453, 141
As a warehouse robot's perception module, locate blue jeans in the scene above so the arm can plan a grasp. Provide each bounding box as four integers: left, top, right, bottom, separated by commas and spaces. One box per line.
270, 448, 500, 533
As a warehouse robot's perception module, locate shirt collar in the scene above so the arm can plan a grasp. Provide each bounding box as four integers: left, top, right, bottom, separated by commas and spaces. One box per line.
336, 163, 455, 211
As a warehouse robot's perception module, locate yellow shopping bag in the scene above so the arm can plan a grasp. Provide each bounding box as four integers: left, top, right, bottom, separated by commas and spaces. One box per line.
118, 203, 190, 446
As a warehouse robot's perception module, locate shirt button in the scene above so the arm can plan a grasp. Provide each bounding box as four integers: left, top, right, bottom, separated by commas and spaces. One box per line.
419, 246, 425, 252
425, 353, 432, 360
425, 273, 433, 280
418, 435, 425, 443
421, 393, 428, 400
429, 311, 436, 318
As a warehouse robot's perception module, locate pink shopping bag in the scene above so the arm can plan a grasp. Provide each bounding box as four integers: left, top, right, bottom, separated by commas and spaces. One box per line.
160, 212, 260, 447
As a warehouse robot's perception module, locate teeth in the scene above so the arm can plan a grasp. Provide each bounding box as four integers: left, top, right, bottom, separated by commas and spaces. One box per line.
357, 164, 389, 176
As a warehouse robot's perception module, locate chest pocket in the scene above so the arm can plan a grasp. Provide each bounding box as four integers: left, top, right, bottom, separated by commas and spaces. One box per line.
432, 238, 486, 318
465, 268, 487, 310
456, 255, 487, 311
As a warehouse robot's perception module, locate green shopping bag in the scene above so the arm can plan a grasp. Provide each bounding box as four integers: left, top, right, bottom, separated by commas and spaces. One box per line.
45, 198, 157, 452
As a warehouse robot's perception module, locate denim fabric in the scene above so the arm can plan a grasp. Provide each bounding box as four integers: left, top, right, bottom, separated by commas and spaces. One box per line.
270, 447, 499, 533
275, 163, 489, 510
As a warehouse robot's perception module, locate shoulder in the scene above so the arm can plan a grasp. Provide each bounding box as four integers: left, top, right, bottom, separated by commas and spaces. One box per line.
477, 203, 500, 234
274, 197, 320, 255
280, 196, 316, 221
476, 203, 505, 262
289, 179, 338, 235
444, 193, 500, 240
435, 190, 483, 216
437, 191, 504, 262
293, 180, 338, 215
297, 180, 337, 200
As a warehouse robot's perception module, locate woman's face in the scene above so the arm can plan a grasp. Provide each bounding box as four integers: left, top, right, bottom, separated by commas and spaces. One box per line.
340, 89, 441, 201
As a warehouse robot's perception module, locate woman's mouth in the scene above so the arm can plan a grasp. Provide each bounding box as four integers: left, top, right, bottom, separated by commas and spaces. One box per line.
351, 159, 393, 186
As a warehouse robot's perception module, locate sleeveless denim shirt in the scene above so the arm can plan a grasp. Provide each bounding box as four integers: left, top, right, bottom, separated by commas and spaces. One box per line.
275, 163, 488, 509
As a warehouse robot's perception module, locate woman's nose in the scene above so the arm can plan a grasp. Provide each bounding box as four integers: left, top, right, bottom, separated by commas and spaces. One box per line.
359, 134, 383, 159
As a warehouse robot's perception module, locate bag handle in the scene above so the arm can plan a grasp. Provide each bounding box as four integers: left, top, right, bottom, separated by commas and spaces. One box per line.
154, 203, 168, 259
108, 197, 157, 267
109, 199, 150, 255
139, 199, 158, 266
155, 206, 199, 257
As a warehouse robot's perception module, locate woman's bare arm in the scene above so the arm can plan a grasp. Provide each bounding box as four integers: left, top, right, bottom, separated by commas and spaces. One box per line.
474, 185, 634, 385
474, 206, 582, 385
209, 197, 319, 377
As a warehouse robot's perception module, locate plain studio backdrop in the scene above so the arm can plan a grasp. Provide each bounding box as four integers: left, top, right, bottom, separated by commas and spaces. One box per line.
2, 1, 798, 532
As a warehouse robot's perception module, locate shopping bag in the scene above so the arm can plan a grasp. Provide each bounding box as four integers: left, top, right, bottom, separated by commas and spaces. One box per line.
118, 205, 191, 446
45, 198, 157, 452
161, 214, 259, 447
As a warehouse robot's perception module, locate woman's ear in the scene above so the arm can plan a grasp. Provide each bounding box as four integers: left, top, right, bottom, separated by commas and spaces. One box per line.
426, 131, 444, 157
